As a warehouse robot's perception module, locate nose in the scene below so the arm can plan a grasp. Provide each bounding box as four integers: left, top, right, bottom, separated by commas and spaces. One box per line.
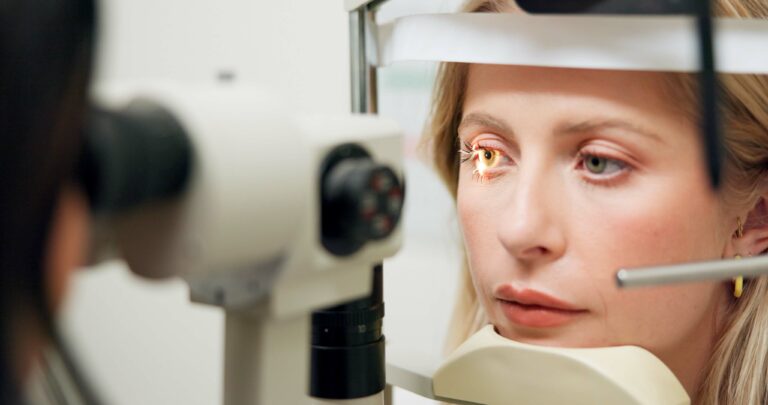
496, 163, 566, 265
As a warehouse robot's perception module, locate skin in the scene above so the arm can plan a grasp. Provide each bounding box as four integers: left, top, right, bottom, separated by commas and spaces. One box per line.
456, 64, 768, 399
46, 185, 89, 312
14, 185, 88, 381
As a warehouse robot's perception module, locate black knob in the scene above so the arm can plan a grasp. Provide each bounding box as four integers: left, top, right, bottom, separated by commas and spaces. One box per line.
321, 144, 404, 256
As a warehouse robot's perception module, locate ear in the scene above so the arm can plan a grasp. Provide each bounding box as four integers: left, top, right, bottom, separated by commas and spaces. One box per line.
731, 196, 768, 257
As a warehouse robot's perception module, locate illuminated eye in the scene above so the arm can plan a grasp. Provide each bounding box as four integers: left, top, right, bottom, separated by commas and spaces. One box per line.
585, 155, 607, 174
478, 148, 501, 169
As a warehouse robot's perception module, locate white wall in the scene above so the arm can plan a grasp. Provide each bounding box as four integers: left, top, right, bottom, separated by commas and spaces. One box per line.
61, 1, 466, 404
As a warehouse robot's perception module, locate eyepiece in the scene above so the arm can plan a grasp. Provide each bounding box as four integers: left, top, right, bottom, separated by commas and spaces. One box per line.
78, 100, 193, 213
310, 265, 385, 399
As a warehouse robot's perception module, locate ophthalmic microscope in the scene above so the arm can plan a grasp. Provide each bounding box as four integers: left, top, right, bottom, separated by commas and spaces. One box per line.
74, 0, 768, 404
82, 1, 402, 404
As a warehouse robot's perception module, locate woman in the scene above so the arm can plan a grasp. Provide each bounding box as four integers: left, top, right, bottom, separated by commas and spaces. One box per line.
425, 0, 768, 403
1, 0, 95, 402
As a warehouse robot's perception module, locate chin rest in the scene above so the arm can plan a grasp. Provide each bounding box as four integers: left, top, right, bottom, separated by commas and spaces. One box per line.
433, 325, 690, 405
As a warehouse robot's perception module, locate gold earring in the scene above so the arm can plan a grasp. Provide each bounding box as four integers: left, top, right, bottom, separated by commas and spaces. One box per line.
734, 217, 745, 298
734, 274, 744, 298
734, 253, 744, 298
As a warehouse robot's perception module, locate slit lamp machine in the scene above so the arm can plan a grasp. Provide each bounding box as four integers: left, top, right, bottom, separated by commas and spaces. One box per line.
62, 0, 768, 404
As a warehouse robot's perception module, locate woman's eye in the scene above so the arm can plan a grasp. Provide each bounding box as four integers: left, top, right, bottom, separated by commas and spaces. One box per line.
585, 155, 607, 173
582, 154, 624, 175
458, 141, 510, 182
478, 148, 503, 170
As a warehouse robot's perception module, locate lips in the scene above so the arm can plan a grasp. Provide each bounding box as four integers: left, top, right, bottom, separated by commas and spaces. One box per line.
495, 284, 588, 328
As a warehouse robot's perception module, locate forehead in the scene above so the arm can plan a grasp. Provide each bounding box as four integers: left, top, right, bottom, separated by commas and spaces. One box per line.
465, 64, 677, 112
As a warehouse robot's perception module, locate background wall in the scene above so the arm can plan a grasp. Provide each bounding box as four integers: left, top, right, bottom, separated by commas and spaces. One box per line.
60, 1, 465, 404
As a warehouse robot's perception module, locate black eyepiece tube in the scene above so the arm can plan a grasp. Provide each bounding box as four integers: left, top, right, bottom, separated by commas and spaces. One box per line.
696, 0, 723, 189
310, 264, 385, 400
77, 99, 194, 213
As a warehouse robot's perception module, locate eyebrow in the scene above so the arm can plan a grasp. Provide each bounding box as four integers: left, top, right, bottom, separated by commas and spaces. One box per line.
555, 119, 664, 144
459, 112, 664, 144
458, 112, 514, 136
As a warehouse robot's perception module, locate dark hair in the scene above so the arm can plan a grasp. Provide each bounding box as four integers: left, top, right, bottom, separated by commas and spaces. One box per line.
0, 0, 94, 401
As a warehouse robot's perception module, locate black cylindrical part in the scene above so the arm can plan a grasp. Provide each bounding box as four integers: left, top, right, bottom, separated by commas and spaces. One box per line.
77, 99, 193, 213
516, 0, 696, 14
320, 143, 404, 256
310, 265, 385, 399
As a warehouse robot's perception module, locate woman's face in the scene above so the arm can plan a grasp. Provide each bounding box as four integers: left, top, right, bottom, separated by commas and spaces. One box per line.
457, 64, 731, 385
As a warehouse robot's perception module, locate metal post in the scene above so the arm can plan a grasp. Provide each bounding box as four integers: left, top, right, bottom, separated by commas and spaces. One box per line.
695, 0, 722, 188
349, 7, 378, 114
224, 310, 311, 405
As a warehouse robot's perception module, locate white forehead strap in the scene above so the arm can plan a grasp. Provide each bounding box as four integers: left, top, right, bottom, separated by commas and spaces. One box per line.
376, 13, 768, 74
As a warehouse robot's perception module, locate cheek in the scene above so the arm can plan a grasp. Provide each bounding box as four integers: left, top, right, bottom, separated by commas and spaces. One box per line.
601, 281, 724, 352
573, 182, 724, 275
569, 180, 726, 347
457, 188, 490, 260
456, 177, 503, 297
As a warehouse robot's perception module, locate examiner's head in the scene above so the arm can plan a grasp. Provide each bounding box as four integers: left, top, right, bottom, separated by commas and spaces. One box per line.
1, 0, 94, 401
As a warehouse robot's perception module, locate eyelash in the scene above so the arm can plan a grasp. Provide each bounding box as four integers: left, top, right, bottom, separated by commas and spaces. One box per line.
459, 140, 474, 164
459, 141, 631, 185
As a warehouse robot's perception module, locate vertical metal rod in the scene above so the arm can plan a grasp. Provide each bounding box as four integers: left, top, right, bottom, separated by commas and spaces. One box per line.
224, 311, 310, 405
349, 8, 365, 113
696, 0, 722, 188
349, 7, 378, 114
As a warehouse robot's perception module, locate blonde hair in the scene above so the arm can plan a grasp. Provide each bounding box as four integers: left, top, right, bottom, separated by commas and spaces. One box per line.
423, 1, 768, 403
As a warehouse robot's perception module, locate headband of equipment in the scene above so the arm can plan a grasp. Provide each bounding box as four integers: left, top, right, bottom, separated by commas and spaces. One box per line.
375, 13, 768, 74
